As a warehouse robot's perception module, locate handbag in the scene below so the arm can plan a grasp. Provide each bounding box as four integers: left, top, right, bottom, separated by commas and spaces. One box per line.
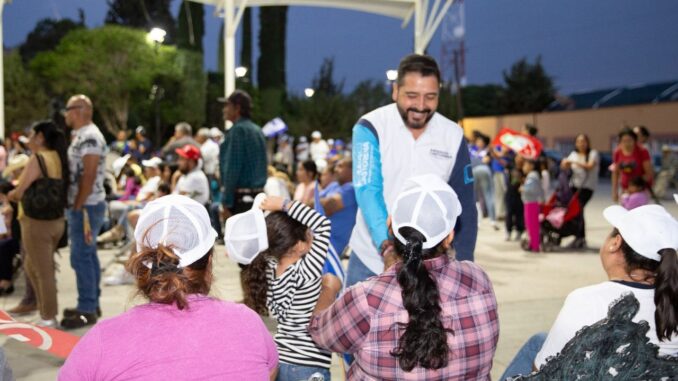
22, 153, 65, 220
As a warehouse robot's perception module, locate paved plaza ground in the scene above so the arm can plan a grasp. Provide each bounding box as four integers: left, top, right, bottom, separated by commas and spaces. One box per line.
2, 182, 677, 380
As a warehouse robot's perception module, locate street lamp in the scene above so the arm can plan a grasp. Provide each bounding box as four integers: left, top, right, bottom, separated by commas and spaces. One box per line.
386, 70, 398, 82
304, 88, 315, 98
235, 66, 248, 78
147, 27, 167, 44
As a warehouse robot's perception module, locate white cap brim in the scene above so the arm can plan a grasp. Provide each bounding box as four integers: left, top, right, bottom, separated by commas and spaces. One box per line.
603, 205, 678, 262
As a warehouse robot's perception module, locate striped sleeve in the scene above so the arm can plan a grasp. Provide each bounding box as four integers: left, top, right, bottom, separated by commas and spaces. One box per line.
287, 201, 331, 281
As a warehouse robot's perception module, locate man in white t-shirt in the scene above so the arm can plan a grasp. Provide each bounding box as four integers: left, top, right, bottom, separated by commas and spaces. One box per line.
174, 145, 209, 205
62, 94, 108, 329
196, 128, 220, 178
309, 131, 330, 164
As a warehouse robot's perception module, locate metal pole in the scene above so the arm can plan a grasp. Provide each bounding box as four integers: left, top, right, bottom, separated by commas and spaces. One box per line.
224, 0, 235, 98
0, 1, 6, 140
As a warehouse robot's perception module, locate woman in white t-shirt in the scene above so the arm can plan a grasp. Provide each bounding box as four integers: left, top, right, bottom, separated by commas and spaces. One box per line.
560, 134, 599, 248
500, 204, 678, 380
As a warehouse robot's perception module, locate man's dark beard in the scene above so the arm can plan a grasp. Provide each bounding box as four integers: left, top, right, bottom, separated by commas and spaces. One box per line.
178, 165, 190, 174
397, 105, 434, 130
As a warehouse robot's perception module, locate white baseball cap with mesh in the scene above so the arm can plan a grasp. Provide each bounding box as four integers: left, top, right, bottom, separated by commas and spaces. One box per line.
224, 193, 269, 265
134, 195, 218, 268
391, 174, 462, 249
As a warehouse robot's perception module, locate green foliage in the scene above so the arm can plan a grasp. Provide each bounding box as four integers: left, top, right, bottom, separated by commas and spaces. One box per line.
240, 8, 253, 82
312, 58, 344, 97
177, 0, 204, 52
4, 51, 50, 133
30, 25, 205, 141
500, 56, 555, 114
105, 0, 176, 43
351, 79, 392, 117
19, 18, 84, 63
257, 6, 287, 89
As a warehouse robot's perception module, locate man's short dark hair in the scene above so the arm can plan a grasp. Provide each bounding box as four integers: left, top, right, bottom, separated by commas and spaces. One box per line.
227, 90, 252, 118
396, 54, 441, 86
633, 125, 650, 139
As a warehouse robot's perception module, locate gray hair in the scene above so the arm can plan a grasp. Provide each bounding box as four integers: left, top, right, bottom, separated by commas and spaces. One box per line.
175, 122, 192, 136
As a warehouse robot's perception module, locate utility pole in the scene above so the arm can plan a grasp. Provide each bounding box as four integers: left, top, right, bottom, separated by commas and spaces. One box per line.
453, 41, 465, 123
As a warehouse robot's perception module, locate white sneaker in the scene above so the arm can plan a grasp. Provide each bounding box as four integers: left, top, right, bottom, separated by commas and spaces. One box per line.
35, 318, 59, 328
104, 267, 135, 286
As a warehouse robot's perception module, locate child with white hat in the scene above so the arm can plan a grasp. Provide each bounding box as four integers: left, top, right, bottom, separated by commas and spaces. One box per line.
225, 195, 333, 380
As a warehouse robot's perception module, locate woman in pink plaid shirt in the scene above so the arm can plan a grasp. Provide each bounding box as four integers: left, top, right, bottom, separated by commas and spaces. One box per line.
310, 175, 499, 380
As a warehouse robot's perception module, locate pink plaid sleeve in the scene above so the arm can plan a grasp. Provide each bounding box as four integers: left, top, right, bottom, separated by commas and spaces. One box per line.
309, 284, 372, 353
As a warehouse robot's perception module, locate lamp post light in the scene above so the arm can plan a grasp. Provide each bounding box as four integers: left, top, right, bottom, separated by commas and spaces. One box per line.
386, 69, 398, 82
148, 27, 167, 44
304, 88, 315, 98
235, 66, 248, 79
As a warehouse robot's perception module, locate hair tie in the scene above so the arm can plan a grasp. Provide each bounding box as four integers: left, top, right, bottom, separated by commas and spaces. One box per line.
150, 260, 182, 276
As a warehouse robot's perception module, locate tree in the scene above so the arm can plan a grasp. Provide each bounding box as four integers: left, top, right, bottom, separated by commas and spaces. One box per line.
177, 0, 204, 52
105, 0, 176, 43
500, 56, 555, 114
312, 57, 344, 97
4, 51, 50, 133
257, 6, 288, 122
349, 79, 391, 117
240, 8, 253, 82
30, 25, 205, 139
19, 17, 84, 63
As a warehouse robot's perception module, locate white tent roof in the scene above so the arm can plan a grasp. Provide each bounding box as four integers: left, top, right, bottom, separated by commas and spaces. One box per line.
195, 0, 455, 123
192, 0, 416, 21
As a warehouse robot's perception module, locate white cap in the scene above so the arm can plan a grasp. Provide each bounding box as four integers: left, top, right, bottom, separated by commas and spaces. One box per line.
603, 204, 678, 262
311, 131, 322, 139
113, 154, 131, 177
141, 157, 163, 169
224, 193, 269, 265
135, 195, 218, 268
210, 127, 224, 138
391, 174, 462, 249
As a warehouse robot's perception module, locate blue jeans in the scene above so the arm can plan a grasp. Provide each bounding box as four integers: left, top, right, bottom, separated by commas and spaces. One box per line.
276, 363, 330, 381
500, 332, 547, 380
344, 251, 377, 290
473, 165, 496, 222
68, 202, 106, 313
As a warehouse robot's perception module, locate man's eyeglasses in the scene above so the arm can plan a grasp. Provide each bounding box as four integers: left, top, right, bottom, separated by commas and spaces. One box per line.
61, 105, 83, 115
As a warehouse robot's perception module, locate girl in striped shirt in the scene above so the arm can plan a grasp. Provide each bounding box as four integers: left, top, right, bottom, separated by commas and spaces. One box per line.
243, 196, 332, 381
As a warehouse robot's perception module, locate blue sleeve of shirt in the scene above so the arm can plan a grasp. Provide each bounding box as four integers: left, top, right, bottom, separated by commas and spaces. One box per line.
352, 122, 389, 250
448, 139, 478, 261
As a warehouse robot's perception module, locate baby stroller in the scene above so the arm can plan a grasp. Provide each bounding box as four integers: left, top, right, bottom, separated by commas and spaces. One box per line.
541, 171, 583, 251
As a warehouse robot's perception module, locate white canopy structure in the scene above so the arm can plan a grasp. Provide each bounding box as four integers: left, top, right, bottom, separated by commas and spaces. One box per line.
190, 0, 455, 99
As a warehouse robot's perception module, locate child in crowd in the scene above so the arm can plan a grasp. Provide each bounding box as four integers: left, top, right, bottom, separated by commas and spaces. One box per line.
234, 196, 332, 381
621, 176, 650, 210
521, 158, 544, 252
505, 154, 525, 241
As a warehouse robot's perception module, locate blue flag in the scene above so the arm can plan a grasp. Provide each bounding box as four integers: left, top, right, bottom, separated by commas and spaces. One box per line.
314, 183, 345, 285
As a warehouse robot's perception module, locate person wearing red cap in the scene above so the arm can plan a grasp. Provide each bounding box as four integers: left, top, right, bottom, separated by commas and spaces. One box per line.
173, 144, 209, 205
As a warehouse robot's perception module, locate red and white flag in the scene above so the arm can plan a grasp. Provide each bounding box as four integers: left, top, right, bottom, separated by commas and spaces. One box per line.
492, 127, 543, 159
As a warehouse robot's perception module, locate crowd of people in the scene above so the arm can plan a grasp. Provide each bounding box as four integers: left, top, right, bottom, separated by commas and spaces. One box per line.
0, 54, 675, 380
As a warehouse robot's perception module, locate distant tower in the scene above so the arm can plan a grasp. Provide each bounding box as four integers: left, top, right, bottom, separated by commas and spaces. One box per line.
440, 1, 466, 122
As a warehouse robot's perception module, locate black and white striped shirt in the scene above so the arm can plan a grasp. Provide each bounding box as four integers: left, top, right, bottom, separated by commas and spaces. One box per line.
266, 201, 332, 368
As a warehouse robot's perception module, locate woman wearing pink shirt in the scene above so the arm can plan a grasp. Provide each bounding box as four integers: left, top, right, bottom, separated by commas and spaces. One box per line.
59, 195, 278, 380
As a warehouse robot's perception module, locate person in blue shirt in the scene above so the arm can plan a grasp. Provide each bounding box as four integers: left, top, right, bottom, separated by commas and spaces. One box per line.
318, 158, 357, 256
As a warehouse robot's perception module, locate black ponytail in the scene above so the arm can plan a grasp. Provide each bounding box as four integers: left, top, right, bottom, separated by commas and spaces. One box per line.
613, 228, 678, 341
390, 227, 451, 371
655, 248, 678, 341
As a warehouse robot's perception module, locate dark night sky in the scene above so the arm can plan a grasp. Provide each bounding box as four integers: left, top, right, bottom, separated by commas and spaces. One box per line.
4, 0, 678, 96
